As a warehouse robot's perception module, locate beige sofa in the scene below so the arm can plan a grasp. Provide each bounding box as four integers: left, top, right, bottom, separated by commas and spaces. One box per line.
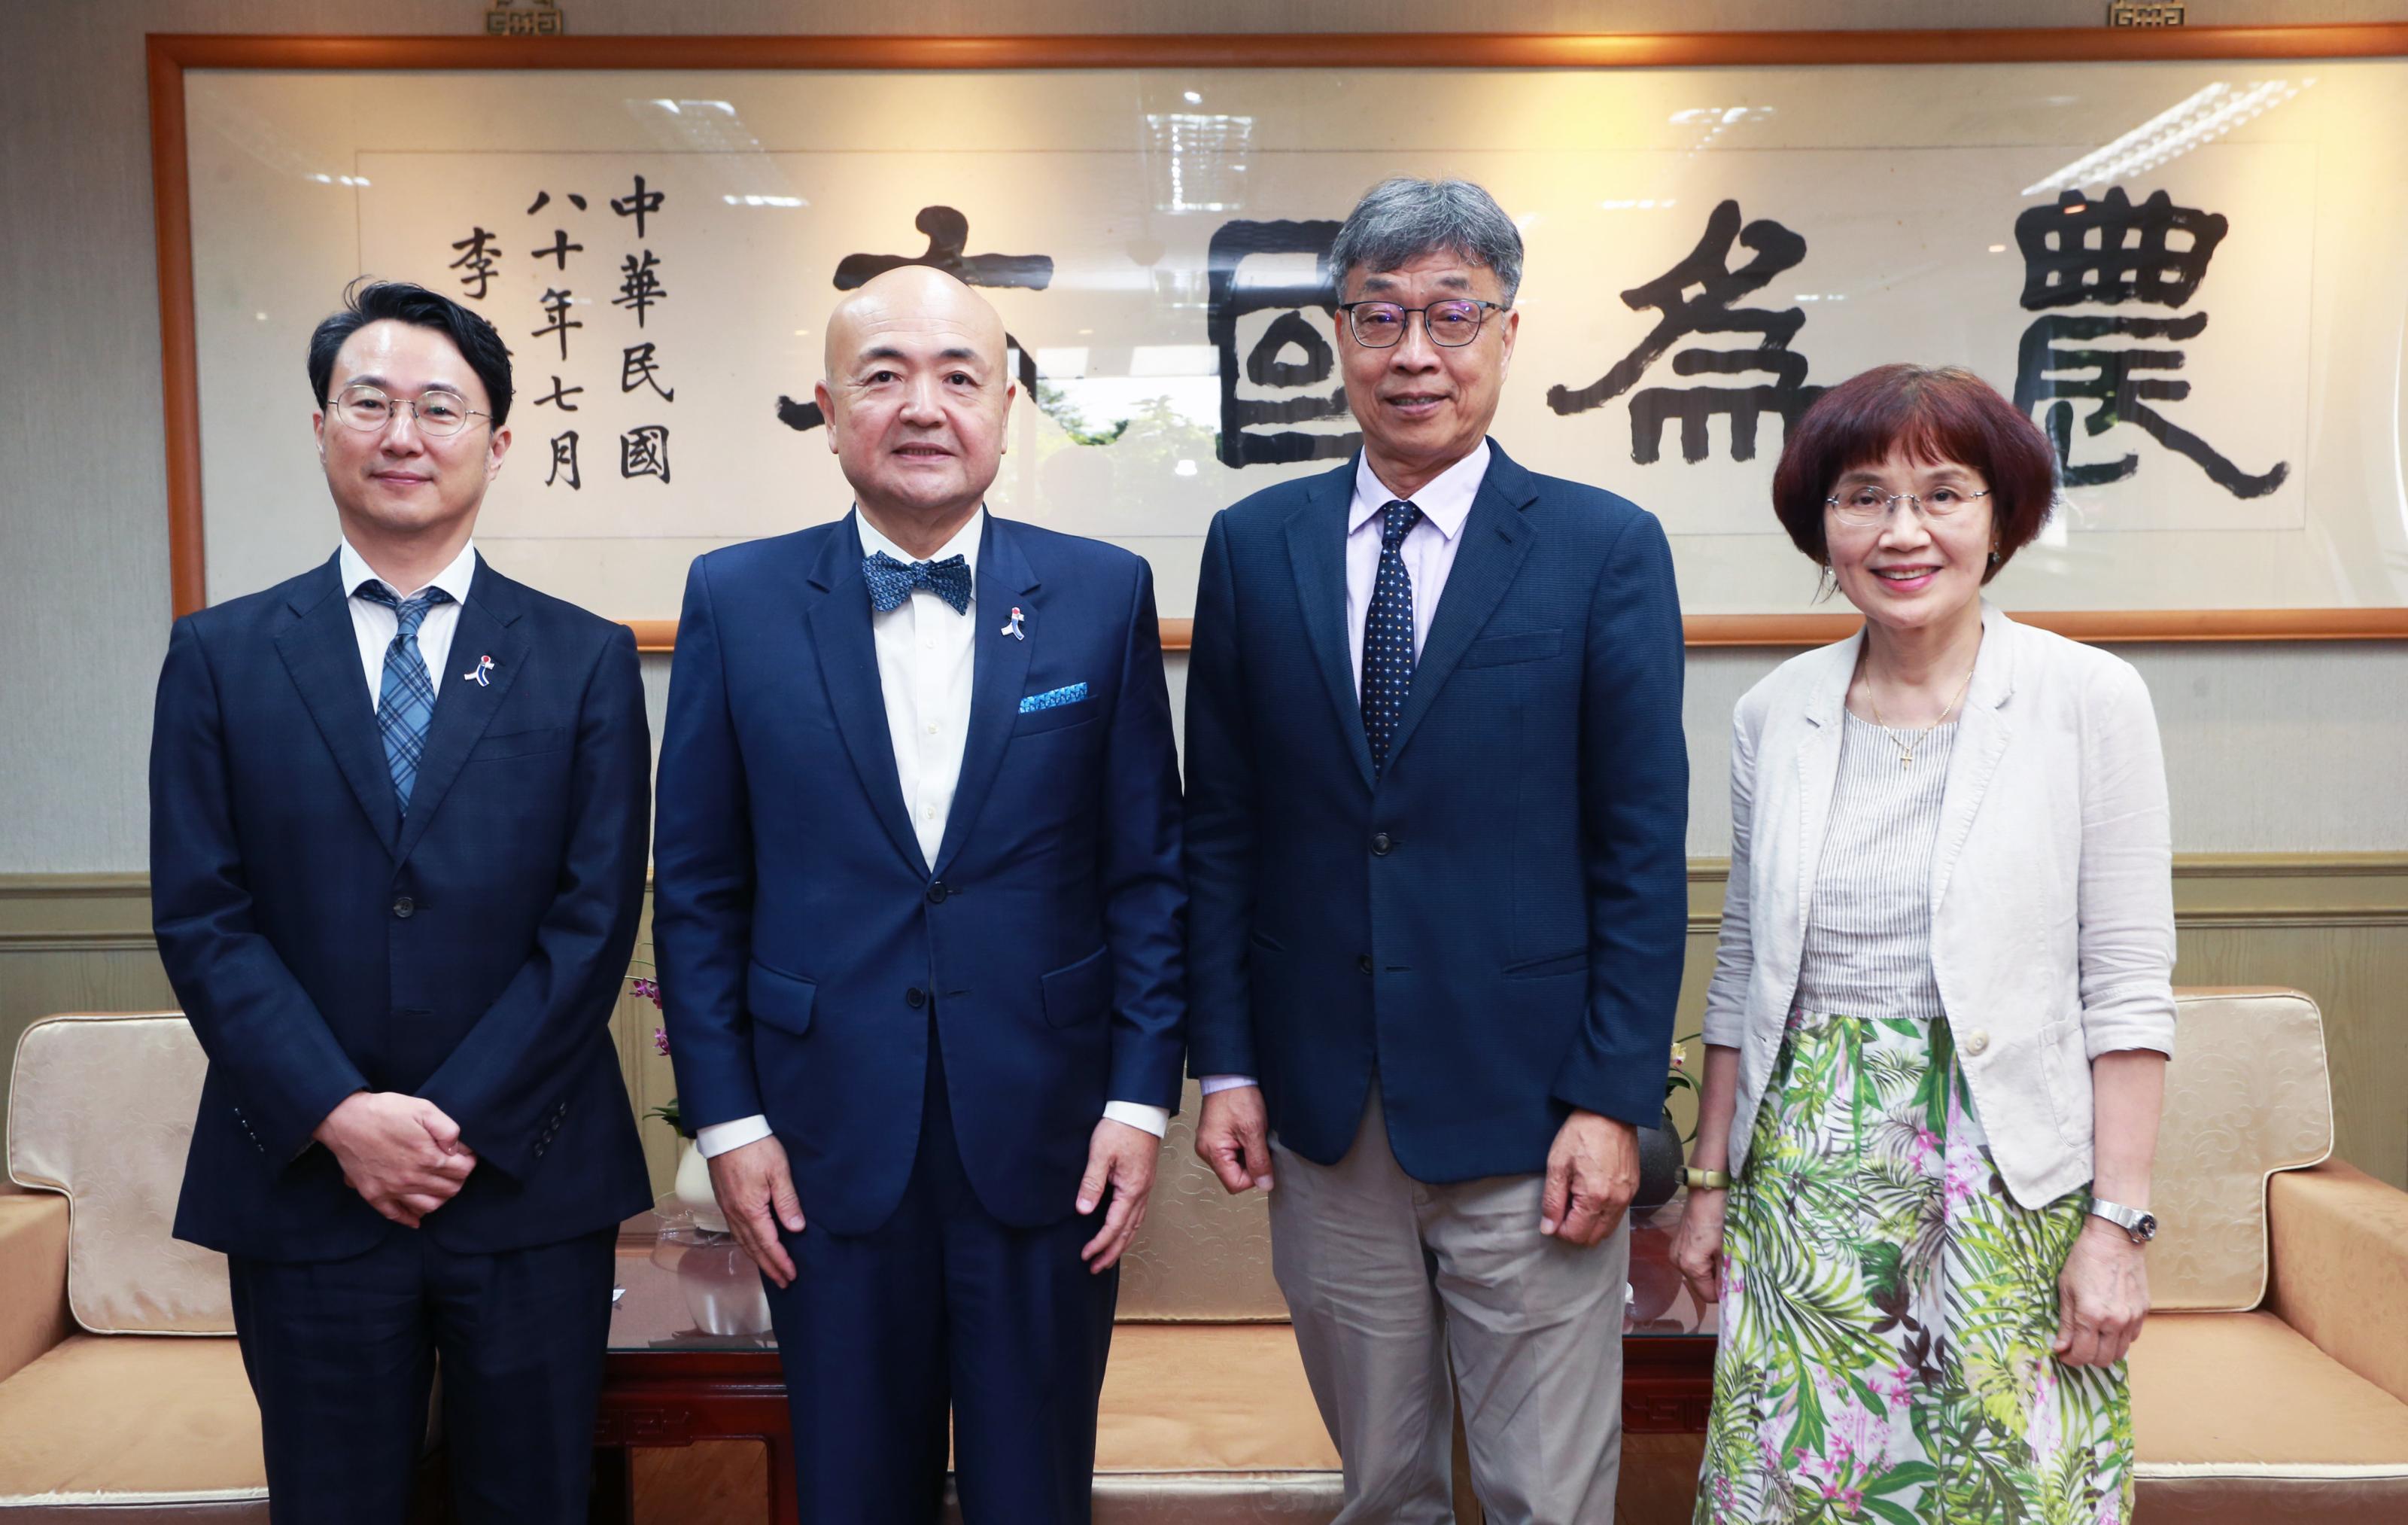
0, 1013, 265, 1521
5, 991, 2405, 1522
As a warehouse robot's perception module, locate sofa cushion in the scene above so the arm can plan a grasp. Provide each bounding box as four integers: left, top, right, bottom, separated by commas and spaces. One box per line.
2148, 988, 2333, 1311
2268, 1159, 2408, 1405
0, 1194, 71, 1387
7, 1013, 232, 1335
2132, 1310, 2408, 1523
0, 1333, 264, 1516
1095, 1323, 1338, 1475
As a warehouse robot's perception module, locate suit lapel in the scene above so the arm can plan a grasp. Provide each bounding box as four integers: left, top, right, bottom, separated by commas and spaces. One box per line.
275, 556, 400, 855
1379, 443, 1540, 772
807, 514, 929, 876
1930, 604, 2016, 919
1285, 461, 1373, 790
392, 557, 530, 865
1792, 630, 1859, 938
933, 517, 1038, 879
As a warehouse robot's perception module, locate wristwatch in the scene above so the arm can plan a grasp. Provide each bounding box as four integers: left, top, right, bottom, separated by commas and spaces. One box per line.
2088, 1198, 2158, 1244
1683, 1166, 1733, 1191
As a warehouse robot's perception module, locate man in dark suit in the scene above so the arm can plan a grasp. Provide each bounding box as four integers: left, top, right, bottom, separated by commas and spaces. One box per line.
150, 281, 653, 1523
1183, 178, 1689, 1523
652, 266, 1185, 1523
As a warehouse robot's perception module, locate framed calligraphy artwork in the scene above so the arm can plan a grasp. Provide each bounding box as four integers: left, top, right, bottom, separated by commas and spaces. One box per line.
150, 28, 2408, 646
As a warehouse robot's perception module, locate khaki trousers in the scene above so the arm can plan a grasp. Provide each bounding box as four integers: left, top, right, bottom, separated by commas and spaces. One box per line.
1268, 1090, 1628, 1525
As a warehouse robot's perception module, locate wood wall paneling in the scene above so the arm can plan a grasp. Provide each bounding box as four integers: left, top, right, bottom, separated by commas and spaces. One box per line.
5, 860, 2401, 1197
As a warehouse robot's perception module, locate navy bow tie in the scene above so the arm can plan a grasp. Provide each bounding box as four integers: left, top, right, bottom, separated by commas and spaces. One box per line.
863, 551, 973, 615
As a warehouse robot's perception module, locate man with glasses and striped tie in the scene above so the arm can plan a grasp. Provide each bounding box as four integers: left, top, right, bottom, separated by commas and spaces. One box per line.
149, 279, 653, 1523
1184, 178, 1691, 1523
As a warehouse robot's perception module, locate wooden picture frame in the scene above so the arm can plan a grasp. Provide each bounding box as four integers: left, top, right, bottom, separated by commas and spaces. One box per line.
149, 26, 2408, 650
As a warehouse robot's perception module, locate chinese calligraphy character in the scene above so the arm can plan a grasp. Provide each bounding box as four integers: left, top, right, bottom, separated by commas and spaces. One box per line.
447, 227, 502, 302
1546, 198, 1823, 464
779, 205, 1114, 443
610, 175, 665, 239
545, 430, 580, 489
531, 375, 584, 411
531, 229, 584, 271
2010, 187, 2286, 498
526, 190, 588, 216
613, 251, 668, 327
1205, 218, 1354, 467
621, 342, 674, 401
620, 425, 670, 483
832, 205, 1053, 291
531, 288, 581, 361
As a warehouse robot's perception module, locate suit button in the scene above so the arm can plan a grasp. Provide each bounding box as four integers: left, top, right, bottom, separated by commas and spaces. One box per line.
1358, 954, 1373, 976
926, 882, 949, 905
906, 987, 927, 1009
391, 896, 415, 918
1963, 1029, 1990, 1056
1370, 833, 1394, 857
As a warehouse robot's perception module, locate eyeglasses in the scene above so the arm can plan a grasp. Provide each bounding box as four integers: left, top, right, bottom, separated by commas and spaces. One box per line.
1823, 486, 1991, 527
1336, 300, 1508, 349
329, 383, 490, 438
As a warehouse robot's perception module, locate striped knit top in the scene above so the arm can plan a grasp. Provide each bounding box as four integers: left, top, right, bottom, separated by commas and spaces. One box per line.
1795, 710, 1959, 1022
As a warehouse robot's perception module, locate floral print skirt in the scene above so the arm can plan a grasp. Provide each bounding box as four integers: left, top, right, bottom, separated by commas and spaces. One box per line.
1695, 1009, 2135, 1524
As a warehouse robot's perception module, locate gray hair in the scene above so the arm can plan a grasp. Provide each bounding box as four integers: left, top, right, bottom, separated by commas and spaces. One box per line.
1326, 177, 1525, 306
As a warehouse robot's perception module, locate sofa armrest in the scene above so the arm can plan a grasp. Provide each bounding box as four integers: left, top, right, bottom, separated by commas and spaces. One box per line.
2265, 1158, 2408, 1405
0, 1192, 72, 1385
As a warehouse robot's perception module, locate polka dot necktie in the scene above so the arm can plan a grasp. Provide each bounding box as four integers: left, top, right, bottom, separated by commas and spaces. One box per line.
354, 583, 452, 814
1360, 500, 1422, 775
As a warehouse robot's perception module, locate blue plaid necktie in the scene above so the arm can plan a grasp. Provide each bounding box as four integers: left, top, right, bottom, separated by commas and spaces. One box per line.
863, 552, 973, 614
1361, 501, 1422, 774
355, 583, 451, 813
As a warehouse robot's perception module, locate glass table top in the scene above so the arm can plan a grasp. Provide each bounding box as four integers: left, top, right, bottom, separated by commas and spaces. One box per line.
609, 1192, 1719, 1354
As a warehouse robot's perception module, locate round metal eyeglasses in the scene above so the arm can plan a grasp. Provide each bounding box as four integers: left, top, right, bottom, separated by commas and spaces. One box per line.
330, 383, 491, 438
1823, 486, 1991, 527
1336, 300, 1509, 349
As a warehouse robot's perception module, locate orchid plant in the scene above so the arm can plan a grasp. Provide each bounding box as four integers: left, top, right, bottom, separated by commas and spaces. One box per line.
627, 950, 682, 1134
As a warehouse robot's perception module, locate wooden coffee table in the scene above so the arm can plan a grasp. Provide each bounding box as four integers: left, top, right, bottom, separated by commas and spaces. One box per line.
594, 1196, 1716, 1523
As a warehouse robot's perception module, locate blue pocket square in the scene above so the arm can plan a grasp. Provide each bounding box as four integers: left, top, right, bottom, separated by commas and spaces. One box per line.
1019, 682, 1090, 714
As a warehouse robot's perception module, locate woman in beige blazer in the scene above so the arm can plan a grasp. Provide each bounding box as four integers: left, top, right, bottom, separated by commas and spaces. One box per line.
1674, 365, 2176, 1524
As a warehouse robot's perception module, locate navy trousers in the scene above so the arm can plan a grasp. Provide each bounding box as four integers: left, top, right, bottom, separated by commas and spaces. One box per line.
226, 1223, 617, 1525
762, 1018, 1119, 1524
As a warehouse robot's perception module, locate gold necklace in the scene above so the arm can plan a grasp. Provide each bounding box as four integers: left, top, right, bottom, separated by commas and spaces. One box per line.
1862, 657, 1977, 769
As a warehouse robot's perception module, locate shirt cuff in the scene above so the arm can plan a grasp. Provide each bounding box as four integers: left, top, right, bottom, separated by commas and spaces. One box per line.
695, 1115, 773, 1158
1102, 1101, 1169, 1138
1197, 1075, 1260, 1096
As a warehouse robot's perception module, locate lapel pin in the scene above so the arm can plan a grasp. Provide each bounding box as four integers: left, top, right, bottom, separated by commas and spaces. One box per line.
461, 654, 496, 687
1001, 606, 1026, 641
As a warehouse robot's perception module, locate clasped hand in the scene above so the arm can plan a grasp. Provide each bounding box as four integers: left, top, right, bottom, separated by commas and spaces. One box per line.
313, 1091, 477, 1228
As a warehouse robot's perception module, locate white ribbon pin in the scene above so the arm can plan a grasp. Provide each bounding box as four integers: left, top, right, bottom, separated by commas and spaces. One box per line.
461, 653, 496, 687
1001, 606, 1026, 641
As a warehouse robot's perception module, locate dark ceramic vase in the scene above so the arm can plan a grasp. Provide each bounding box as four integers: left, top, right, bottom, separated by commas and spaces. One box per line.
1633, 1105, 1683, 1211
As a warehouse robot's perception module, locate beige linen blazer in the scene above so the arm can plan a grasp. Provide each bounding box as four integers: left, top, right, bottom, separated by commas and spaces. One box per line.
1702, 601, 2176, 1208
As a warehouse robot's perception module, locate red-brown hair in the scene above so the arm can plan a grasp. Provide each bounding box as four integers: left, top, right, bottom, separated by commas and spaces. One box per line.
1771, 364, 2057, 583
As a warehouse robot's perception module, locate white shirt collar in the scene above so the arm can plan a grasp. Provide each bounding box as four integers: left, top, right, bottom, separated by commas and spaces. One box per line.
1348, 439, 1491, 540
853, 506, 987, 592
339, 536, 479, 604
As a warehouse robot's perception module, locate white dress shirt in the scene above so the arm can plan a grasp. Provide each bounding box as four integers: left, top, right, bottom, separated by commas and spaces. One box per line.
699, 508, 1169, 1158
338, 537, 477, 710
1199, 443, 1492, 1101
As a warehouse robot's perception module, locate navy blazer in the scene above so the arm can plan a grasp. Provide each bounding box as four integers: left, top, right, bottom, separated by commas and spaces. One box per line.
652, 513, 1186, 1237
1184, 442, 1689, 1183
151, 553, 655, 1262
